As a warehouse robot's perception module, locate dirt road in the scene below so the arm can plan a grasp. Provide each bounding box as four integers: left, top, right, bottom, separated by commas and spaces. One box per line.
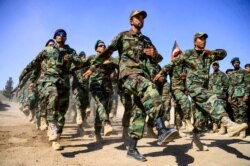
0, 101, 250, 166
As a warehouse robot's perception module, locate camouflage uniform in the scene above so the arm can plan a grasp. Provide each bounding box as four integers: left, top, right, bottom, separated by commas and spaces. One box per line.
19, 45, 84, 134
90, 29, 169, 140
228, 68, 249, 123
160, 48, 229, 132
89, 55, 119, 134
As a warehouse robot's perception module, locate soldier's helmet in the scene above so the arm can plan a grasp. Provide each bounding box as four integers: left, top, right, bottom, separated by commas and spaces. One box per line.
94, 40, 105, 50
230, 57, 240, 64
78, 51, 86, 58
129, 10, 147, 20
53, 29, 67, 39
194, 32, 208, 41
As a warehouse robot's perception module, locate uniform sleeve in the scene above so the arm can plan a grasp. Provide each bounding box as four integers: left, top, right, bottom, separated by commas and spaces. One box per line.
222, 72, 229, 95
209, 49, 227, 62
161, 52, 186, 75
228, 76, 233, 98
243, 71, 249, 96
208, 74, 213, 91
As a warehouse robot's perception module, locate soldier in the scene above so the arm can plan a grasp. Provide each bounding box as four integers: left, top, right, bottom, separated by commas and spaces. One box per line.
208, 61, 229, 134
169, 50, 193, 136
154, 32, 248, 150
19, 29, 85, 150
89, 40, 119, 142
70, 51, 91, 136
84, 10, 178, 162
228, 57, 249, 138
245, 64, 250, 133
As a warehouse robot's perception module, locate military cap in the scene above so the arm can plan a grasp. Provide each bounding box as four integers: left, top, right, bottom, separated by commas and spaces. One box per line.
245, 63, 250, 68
94, 40, 105, 50
212, 61, 219, 65
53, 29, 67, 39
129, 10, 147, 20
194, 32, 208, 40
230, 57, 240, 64
78, 51, 86, 57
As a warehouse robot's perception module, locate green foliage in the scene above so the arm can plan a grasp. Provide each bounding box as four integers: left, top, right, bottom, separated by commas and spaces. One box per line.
2, 77, 14, 99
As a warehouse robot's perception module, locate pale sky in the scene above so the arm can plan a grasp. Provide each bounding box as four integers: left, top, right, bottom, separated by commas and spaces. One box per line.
0, 0, 249, 89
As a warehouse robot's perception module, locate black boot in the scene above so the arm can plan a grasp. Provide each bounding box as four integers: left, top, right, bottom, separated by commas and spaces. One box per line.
127, 138, 147, 162
155, 117, 178, 145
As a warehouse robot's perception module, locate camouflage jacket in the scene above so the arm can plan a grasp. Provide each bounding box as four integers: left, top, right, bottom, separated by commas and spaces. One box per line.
89, 55, 119, 90
19, 45, 84, 88
160, 48, 227, 97
228, 68, 249, 98
208, 70, 229, 99
245, 71, 250, 95
90, 29, 163, 79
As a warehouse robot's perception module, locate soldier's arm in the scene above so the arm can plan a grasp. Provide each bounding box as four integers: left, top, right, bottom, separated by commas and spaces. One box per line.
208, 74, 213, 90
222, 72, 229, 94
148, 43, 163, 64
207, 49, 227, 62
243, 71, 249, 96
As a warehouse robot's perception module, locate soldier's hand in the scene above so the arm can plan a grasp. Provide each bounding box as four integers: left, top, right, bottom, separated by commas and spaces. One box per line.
243, 95, 249, 102
153, 73, 162, 82
83, 69, 93, 78
64, 54, 72, 61
203, 49, 214, 55
180, 72, 187, 79
103, 60, 110, 64
144, 46, 156, 57
28, 83, 35, 90
228, 97, 232, 103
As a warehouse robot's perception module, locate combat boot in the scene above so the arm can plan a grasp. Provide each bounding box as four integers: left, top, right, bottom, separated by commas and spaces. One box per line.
28, 109, 35, 122
184, 119, 194, 132
48, 122, 59, 141
212, 123, 218, 133
93, 132, 103, 143
77, 124, 84, 137
221, 116, 248, 137
52, 137, 63, 151
103, 121, 113, 136
155, 117, 179, 145
40, 117, 48, 131
239, 129, 247, 138
218, 125, 227, 135
127, 138, 147, 162
22, 106, 29, 117
146, 125, 158, 138
191, 133, 209, 151
76, 109, 83, 125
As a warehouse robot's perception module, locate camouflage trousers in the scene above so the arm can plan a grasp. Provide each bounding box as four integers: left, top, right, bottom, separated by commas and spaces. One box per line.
119, 89, 133, 128
24, 88, 38, 110
230, 97, 248, 123
172, 88, 191, 127
42, 81, 70, 134
71, 85, 89, 122
123, 74, 162, 139
90, 81, 113, 133
188, 86, 228, 132
161, 82, 172, 121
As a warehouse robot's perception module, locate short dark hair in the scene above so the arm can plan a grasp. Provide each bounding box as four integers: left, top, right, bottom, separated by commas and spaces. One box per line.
45, 39, 55, 46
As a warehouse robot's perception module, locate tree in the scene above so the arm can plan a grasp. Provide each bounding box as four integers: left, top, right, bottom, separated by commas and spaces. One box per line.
2, 77, 14, 100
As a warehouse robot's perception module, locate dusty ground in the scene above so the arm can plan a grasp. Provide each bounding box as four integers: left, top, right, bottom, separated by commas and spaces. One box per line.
0, 101, 250, 166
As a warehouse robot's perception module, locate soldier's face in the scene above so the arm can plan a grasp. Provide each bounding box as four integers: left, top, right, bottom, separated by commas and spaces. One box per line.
47, 41, 55, 47
96, 43, 106, 55
213, 64, 219, 71
130, 14, 144, 29
55, 32, 67, 43
194, 37, 206, 50
233, 61, 240, 69
246, 67, 250, 73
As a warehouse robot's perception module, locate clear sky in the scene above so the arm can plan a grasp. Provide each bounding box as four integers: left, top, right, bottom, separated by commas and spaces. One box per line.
0, 0, 249, 89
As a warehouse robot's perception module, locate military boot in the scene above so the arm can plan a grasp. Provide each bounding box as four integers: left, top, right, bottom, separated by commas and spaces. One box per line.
191, 133, 209, 151
103, 121, 113, 136
77, 124, 84, 137
221, 116, 248, 137
218, 125, 227, 135
127, 138, 147, 162
48, 122, 59, 141
52, 137, 63, 150
28, 109, 35, 122
76, 109, 83, 125
93, 132, 103, 143
184, 119, 194, 132
155, 117, 179, 145
40, 117, 48, 131
22, 106, 30, 117
239, 129, 247, 138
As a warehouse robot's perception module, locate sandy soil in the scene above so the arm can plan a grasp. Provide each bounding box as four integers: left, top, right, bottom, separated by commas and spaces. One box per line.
0, 101, 250, 166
